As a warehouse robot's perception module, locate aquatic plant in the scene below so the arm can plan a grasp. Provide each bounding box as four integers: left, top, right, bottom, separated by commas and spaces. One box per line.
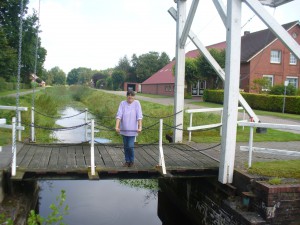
27, 190, 69, 225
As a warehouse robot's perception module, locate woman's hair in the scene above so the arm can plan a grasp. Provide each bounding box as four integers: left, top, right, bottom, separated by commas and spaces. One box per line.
126, 90, 136, 96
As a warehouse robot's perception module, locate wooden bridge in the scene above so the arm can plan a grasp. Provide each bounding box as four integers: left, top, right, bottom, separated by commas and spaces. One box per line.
11, 142, 219, 180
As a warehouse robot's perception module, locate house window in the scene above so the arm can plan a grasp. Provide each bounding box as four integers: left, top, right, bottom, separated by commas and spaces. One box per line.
262, 75, 274, 91
290, 53, 297, 65
165, 85, 172, 92
270, 50, 281, 64
286, 77, 298, 89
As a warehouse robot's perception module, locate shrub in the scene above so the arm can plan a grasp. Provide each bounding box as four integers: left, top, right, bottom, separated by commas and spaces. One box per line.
203, 89, 300, 114
203, 89, 224, 104
269, 84, 296, 96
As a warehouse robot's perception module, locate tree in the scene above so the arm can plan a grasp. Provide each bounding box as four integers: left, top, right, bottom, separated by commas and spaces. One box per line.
185, 58, 201, 93
0, 27, 17, 81
0, 0, 46, 83
251, 77, 271, 93
132, 51, 170, 83
48, 67, 66, 85
116, 55, 136, 82
92, 72, 108, 88
67, 67, 92, 85
196, 48, 225, 89
111, 70, 125, 90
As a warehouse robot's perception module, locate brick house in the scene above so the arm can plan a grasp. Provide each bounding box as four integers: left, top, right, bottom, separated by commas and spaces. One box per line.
140, 42, 226, 96
141, 20, 300, 96
240, 20, 300, 92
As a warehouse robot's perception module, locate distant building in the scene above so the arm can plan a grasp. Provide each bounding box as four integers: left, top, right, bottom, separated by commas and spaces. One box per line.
124, 82, 141, 92
30, 73, 46, 87
141, 21, 300, 96
141, 42, 226, 96
240, 20, 300, 92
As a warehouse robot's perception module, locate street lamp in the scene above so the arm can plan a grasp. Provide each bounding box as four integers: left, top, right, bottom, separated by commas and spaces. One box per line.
282, 80, 289, 113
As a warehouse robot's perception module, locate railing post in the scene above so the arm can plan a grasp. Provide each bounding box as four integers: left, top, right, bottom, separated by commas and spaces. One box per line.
18, 110, 21, 141
220, 109, 223, 136
90, 119, 95, 175
248, 126, 254, 168
85, 108, 88, 141
243, 109, 245, 130
188, 113, 193, 142
158, 119, 166, 174
31, 107, 35, 142
12, 117, 17, 176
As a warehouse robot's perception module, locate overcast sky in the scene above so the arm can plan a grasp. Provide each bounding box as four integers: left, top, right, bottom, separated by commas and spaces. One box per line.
27, 0, 300, 74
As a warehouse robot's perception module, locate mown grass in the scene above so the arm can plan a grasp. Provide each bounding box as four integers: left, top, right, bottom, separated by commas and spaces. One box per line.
76, 88, 300, 144
0, 86, 73, 145
191, 101, 300, 121
248, 160, 300, 179
2, 86, 300, 146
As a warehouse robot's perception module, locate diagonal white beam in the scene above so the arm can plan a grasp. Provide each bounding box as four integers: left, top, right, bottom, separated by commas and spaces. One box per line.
168, 7, 259, 122
180, 0, 199, 48
212, 0, 227, 26
244, 0, 300, 60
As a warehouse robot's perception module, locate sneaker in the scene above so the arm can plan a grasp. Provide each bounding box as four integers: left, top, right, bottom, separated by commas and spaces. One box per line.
128, 162, 134, 167
123, 162, 130, 167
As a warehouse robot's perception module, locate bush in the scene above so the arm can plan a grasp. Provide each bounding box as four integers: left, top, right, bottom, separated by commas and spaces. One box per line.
203, 89, 300, 114
184, 92, 192, 99
269, 84, 296, 96
203, 89, 224, 104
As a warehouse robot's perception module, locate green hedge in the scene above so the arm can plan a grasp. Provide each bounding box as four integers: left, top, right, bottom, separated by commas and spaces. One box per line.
203, 89, 300, 114
0, 80, 30, 91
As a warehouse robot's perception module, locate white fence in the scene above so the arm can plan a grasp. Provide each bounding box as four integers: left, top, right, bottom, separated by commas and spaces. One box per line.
0, 106, 27, 141
186, 107, 246, 142
238, 121, 300, 167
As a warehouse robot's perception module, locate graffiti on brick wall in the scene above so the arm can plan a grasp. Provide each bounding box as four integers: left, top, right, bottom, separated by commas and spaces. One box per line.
194, 196, 239, 225
262, 201, 281, 219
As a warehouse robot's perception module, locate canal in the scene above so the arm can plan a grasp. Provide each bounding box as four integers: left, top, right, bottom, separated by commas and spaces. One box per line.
38, 107, 163, 225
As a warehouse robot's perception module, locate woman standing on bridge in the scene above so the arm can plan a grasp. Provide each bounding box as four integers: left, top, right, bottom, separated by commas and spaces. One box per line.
115, 90, 143, 167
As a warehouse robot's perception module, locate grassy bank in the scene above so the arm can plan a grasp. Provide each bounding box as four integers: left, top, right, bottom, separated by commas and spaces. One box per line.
191, 101, 300, 121
75, 87, 300, 144
0, 87, 74, 146
2, 86, 300, 146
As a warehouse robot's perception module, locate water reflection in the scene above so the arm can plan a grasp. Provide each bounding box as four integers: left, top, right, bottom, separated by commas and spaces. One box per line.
51, 107, 111, 143
38, 107, 227, 225
39, 107, 162, 225
38, 180, 161, 225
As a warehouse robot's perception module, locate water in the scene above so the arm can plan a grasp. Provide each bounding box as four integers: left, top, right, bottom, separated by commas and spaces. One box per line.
38, 107, 162, 225
51, 107, 111, 143
38, 180, 160, 225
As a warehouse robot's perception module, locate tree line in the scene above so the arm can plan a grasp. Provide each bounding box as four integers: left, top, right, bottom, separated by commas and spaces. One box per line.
0, 0, 46, 84
0, 0, 225, 92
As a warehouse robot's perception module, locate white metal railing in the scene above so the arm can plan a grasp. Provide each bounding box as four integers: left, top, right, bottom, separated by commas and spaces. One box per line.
0, 105, 27, 141
238, 121, 300, 167
158, 119, 167, 174
186, 107, 245, 142
90, 119, 95, 176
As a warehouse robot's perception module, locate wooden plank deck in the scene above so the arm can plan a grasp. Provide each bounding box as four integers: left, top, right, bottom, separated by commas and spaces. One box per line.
13, 143, 219, 180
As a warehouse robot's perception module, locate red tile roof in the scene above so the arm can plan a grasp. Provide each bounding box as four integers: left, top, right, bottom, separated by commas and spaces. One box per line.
142, 41, 226, 85
142, 61, 175, 84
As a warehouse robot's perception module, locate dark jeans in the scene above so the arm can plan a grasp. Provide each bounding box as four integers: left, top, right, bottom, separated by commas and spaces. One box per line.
122, 135, 135, 163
